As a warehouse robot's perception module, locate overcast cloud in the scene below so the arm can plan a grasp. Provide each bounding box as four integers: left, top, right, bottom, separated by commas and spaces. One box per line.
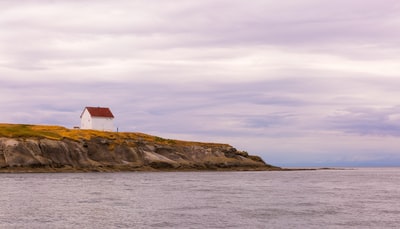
1, 0, 400, 166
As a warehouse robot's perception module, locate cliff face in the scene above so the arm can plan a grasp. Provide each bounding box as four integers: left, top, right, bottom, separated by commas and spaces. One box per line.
0, 136, 277, 172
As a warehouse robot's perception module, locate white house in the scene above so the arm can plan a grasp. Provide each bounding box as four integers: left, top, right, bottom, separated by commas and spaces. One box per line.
80, 107, 115, 131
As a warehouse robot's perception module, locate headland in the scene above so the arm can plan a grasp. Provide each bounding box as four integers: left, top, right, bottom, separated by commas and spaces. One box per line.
0, 123, 280, 172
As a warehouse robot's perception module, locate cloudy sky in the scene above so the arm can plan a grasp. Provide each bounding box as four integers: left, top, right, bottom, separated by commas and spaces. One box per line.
1, 0, 400, 167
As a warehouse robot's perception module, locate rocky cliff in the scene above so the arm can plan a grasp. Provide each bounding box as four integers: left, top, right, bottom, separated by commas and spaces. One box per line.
0, 124, 279, 172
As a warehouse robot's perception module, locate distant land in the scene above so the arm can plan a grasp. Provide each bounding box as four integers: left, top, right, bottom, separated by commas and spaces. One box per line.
0, 123, 280, 172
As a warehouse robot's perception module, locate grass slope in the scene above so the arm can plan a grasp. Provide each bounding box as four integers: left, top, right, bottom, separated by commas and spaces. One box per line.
0, 123, 229, 148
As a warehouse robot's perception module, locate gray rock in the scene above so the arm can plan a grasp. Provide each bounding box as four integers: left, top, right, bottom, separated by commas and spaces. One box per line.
0, 137, 278, 171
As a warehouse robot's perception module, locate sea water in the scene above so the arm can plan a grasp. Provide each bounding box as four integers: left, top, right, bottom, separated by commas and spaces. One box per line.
0, 168, 399, 228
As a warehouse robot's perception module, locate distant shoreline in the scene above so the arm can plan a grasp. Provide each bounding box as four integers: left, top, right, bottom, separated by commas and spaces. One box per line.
0, 166, 343, 173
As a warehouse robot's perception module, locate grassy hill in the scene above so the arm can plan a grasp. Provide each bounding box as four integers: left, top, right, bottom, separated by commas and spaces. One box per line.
0, 123, 278, 172
0, 123, 229, 148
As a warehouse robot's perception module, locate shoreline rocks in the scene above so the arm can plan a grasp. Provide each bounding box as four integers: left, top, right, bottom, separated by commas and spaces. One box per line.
0, 137, 280, 172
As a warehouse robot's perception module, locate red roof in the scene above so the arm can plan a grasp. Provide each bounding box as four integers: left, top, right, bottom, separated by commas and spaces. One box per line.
82, 107, 114, 118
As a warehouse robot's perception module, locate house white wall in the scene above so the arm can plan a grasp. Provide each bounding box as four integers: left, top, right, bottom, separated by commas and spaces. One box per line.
80, 109, 114, 131
91, 117, 114, 131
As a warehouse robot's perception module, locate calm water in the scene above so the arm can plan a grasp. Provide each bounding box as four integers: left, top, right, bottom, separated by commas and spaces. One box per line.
0, 168, 399, 228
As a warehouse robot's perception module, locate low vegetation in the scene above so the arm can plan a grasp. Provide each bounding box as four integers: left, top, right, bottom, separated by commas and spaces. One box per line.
0, 123, 229, 148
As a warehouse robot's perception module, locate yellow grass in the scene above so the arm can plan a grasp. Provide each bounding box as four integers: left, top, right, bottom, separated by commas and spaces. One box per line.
0, 123, 229, 147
